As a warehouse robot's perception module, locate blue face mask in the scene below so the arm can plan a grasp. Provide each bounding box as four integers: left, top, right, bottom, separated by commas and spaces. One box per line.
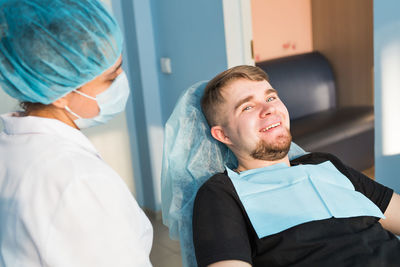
65, 72, 130, 129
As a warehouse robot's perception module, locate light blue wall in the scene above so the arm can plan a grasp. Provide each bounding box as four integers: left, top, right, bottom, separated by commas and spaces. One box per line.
151, 0, 228, 123
374, 0, 400, 191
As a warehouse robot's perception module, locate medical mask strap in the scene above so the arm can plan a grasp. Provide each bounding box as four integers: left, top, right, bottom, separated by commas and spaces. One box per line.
65, 105, 83, 119
64, 90, 97, 120
73, 90, 97, 101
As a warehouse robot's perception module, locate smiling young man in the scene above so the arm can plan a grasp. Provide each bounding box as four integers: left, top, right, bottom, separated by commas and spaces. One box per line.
192, 65, 400, 267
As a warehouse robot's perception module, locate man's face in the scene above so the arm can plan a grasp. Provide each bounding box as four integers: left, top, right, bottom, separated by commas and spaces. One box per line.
213, 78, 291, 161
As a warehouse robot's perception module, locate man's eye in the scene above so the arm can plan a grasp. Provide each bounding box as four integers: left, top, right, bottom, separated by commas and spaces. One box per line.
243, 106, 253, 111
266, 96, 276, 102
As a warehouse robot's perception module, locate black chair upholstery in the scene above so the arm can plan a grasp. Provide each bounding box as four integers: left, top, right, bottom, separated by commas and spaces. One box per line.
256, 52, 374, 171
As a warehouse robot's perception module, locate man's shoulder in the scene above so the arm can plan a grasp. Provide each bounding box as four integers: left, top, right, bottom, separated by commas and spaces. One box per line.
196, 171, 237, 199
199, 172, 231, 190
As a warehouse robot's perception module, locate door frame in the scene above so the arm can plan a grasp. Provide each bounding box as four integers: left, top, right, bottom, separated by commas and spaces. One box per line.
222, 0, 255, 67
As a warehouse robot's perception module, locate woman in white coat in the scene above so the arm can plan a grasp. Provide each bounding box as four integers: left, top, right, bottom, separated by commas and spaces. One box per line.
0, 0, 153, 266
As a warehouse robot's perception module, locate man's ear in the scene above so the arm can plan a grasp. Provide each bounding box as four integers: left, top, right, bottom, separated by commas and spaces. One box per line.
210, 126, 232, 145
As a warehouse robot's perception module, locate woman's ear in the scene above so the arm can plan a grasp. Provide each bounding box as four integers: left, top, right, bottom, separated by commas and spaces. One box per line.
210, 126, 232, 145
51, 94, 70, 109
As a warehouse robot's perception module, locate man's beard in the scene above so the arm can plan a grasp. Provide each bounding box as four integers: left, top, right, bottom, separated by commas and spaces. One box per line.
250, 130, 292, 161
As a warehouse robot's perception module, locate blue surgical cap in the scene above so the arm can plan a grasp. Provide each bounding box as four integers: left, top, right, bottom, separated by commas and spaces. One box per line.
161, 81, 307, 267
0, 0, 123, 104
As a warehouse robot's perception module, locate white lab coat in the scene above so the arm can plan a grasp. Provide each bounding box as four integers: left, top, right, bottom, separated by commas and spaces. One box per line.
0, 113, 153, 267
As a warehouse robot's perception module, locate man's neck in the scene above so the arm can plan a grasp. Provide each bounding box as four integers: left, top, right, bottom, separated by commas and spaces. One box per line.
235, 155, 290, 173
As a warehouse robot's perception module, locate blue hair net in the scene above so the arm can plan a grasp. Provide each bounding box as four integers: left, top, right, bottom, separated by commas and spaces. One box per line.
161, 81, 307, 267
0, 0, 122, 104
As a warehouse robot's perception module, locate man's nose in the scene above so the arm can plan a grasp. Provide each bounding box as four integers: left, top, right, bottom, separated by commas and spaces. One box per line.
259, 102, 275, 118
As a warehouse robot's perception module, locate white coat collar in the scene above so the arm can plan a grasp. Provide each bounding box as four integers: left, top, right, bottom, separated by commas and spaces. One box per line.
0, 112, 100, 157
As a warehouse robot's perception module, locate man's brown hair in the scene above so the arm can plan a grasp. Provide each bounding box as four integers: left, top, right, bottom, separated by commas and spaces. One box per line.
201, 65, 269, 127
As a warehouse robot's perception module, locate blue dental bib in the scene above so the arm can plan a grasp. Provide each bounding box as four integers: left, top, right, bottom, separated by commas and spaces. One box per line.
226, 161, 384, 239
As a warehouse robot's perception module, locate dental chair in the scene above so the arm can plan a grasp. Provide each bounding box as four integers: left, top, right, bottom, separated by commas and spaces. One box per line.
161, 81, 307, 267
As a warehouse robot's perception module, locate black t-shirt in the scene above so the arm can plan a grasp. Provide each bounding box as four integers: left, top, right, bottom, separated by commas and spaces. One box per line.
193, 153, 400, 267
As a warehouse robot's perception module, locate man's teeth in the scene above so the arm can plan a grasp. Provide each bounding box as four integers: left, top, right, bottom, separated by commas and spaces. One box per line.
262, 122, 280, 132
